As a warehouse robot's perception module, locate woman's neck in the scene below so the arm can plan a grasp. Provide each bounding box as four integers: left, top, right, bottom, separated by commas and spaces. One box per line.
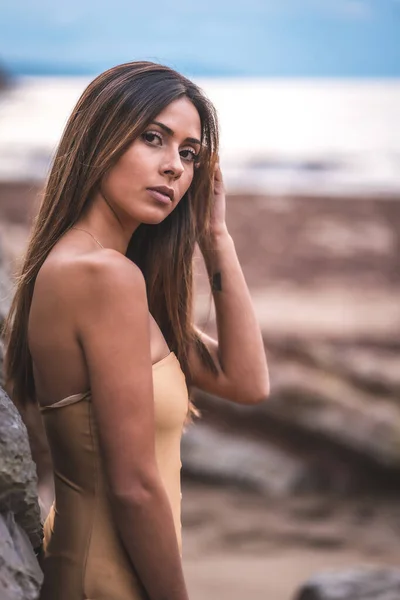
78, 191, 140, 254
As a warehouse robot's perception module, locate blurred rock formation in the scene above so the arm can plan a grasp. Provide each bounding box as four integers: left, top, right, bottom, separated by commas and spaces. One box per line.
0, 389, 43, 599
294, 566, 400, 600
0, 235, 43, 599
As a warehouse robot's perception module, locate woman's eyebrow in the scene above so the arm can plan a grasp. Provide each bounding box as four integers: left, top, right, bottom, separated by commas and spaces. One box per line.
150, 121, 201, 146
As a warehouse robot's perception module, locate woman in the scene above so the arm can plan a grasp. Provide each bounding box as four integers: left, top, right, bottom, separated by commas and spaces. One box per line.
3, 61, 269, 600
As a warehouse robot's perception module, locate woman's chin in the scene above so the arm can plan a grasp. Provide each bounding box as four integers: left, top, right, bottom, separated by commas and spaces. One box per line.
138, 206, 174, 226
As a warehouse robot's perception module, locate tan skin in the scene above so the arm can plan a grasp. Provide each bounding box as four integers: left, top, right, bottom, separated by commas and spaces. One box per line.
28, 97, 269, 600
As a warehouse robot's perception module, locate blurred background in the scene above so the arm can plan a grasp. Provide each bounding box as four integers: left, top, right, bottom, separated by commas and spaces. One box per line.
0, 1, 399, 599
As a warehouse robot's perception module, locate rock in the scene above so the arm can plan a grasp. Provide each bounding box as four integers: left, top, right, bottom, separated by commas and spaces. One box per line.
182, 422, 310, 496
0, 512, 43, 600
194, 336, 400, 484
0, 387, 42, 550
269, 359, 400, 469
0, 385, 43, 598
294, 566, 400, 600
270, 337, 400, 401
0, 236, 44, 598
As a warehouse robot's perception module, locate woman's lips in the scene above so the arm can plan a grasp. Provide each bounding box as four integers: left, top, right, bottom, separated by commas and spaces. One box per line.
146, 188, 172, 205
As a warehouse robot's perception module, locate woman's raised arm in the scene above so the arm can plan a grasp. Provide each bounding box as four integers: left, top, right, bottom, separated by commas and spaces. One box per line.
189, 166, 270, 405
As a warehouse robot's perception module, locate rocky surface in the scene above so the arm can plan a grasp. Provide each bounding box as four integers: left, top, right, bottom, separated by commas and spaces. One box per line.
0, 234, 42, 598
0, 513, 42, 600
266, 337, 400, 471
0, 387, 42, 550
0, 386, 43, 598
295, 566, 400, 600
182, 421, 310, 496
187, 334, 400, 494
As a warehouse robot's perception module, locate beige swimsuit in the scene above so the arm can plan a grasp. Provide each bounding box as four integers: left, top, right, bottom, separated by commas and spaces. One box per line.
39, 352, 188, 600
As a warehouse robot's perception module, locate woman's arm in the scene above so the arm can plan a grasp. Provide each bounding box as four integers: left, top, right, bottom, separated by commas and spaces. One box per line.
189, 165, 269, 404
76, 251, 188, 600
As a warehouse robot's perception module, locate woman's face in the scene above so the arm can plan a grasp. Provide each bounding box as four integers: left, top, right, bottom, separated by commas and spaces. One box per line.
100, 96, 202, 227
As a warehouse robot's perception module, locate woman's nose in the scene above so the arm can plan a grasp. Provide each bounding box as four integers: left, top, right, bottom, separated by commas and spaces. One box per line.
161, 150, 184, 179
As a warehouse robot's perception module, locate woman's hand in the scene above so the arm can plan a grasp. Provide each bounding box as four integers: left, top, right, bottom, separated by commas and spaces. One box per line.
210, 163, 228, 237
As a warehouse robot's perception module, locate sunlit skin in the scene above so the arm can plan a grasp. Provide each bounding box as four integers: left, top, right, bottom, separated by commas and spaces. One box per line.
75, 97, 202, 254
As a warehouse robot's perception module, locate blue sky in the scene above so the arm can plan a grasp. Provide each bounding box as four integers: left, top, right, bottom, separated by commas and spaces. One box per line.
0, 0, 399, 77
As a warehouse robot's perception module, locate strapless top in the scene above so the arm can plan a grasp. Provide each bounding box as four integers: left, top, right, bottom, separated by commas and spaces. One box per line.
39, 351, 189, 600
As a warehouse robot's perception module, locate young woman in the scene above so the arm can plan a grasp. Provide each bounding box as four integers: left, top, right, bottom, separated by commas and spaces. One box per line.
3, 61, 269, 600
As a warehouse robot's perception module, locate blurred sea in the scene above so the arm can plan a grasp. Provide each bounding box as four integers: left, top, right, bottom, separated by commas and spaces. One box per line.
0, 76, 399, 196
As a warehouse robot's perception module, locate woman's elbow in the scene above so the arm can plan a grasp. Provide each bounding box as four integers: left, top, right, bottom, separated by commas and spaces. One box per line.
244, 387, 270, 405
109, 468, 161, 508
233, 378, 270, 405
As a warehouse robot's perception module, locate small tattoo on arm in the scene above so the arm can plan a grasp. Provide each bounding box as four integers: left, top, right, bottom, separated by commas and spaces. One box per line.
212, 272, 222, 292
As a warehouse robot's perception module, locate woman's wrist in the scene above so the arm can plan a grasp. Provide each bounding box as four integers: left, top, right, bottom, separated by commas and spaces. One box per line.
197, 224, 231, 261
201, 225, 234, 286
209, 223, 230, 242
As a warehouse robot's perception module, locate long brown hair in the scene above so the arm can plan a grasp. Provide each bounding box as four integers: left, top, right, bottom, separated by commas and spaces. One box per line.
3, 61, 219, 407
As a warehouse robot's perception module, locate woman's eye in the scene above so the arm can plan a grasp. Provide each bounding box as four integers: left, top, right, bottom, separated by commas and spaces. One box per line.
180, 148, 198, 162
142, 131, 162, 145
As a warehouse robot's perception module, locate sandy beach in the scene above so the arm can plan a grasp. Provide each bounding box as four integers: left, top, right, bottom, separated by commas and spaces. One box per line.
182, 482, 400, 600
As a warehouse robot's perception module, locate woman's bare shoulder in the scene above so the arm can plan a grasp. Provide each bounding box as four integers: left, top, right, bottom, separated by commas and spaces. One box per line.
77, 249, 147, 312
72, 249, 143, 290
34, 249, 147, 335
40, 248, 144, 301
